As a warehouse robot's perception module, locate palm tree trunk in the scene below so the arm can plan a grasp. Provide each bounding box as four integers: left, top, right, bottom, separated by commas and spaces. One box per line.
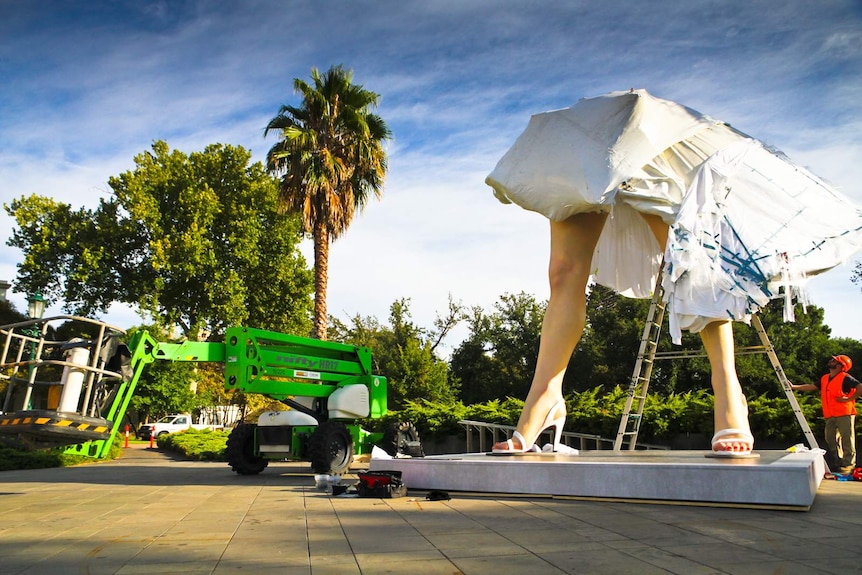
312, 223, 329, 340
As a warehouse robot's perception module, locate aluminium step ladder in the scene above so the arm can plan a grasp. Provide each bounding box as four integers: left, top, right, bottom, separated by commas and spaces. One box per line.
613, 277, 822, 459
749, 314, 822, 456
612, 272, 667, 451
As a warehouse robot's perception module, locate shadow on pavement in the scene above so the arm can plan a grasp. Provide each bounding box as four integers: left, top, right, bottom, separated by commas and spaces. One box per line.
0, 446, 369, 488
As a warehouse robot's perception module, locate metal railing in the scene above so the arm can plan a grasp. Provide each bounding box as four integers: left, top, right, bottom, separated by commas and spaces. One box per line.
459, 420, 669, 453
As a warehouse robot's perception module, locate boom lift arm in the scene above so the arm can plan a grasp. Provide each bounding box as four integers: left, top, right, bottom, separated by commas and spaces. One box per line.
1, 317, 413, 473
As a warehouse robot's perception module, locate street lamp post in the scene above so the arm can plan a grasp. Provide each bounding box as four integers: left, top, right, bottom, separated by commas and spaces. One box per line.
22, 293, 46, 410
27, 292, 46, 321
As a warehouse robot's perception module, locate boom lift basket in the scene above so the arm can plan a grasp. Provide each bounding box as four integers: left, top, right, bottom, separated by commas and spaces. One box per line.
0, 316, 132, 456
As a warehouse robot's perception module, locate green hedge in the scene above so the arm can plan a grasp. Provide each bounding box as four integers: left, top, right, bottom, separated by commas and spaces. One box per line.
379, 386, 825, 447
1, 390, 826, 471
0, 432, 126, 471
157, 428, 230, 461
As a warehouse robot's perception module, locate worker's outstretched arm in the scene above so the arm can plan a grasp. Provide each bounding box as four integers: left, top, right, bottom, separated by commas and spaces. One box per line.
789, 382, 817, 392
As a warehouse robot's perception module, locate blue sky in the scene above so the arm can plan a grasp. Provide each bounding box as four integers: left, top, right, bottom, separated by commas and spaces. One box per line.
2, 1, 861, 352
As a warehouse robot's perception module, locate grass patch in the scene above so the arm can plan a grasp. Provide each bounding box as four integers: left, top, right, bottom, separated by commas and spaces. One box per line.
0, 429, 230, 471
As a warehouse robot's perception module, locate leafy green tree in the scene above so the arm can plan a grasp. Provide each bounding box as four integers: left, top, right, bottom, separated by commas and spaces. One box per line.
126, 326, 200, 424
451, 284, 851, 407
183, 344, 294, 425
568, 285, 653, 394
4, 195, 94, 305
448, 336, 497, 405
827, 337, 862, 384
0, 299, 27, 326
6, 141, 313, 338
732, 299, 834, 396
568, 288, 844, 399
189, 363, 235, 417
265, 64, 391, 340
331, 298, 460, 409
450, 292, 544, 404
131, 360, 198, 425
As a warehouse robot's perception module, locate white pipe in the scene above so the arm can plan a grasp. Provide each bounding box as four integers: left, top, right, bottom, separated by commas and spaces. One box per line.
58, 345, 90, 413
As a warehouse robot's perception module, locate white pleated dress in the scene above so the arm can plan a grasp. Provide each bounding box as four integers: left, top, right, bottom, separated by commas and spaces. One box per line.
486, 90, 862, 343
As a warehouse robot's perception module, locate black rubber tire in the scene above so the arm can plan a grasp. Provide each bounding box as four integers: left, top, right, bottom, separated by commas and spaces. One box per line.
307, 421, 353, 475
381, 421, 424, 457
225, 423, 269, 475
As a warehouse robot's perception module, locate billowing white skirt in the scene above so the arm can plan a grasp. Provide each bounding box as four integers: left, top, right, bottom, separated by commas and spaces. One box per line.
488, 120, 862, 343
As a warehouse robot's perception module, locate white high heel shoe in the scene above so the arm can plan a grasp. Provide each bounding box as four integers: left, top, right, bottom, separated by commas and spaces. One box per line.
492, 400, 566, 454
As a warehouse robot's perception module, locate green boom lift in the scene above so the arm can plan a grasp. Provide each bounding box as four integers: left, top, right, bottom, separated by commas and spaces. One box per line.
0, 316, 422, 474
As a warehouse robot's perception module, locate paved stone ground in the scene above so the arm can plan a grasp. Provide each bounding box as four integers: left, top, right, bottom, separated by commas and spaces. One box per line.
1, 444, 861, 574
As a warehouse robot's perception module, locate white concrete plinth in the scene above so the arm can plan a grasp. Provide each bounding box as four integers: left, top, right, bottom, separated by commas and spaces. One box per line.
368, 450, 825, 510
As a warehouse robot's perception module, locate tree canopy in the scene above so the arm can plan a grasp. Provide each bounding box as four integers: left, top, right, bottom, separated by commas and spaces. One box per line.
127, 328, 199, 424
449, 286, 857, 405
450, 292, 544, 404
0, 299, 27, 327
330, 298, 462, 409
6, 140, 313, 339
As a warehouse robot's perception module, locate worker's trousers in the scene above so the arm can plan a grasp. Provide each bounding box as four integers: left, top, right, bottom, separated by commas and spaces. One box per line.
825, 414, 856, 474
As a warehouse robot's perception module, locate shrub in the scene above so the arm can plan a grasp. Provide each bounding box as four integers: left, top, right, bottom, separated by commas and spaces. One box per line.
0, 445, 64, 471
0, 433, 126, 471
157, 428, 230, 461
382, 386, 825, 448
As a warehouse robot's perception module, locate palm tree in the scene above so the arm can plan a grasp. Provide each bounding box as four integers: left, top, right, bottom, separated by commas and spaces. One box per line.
265, 65, 391, 340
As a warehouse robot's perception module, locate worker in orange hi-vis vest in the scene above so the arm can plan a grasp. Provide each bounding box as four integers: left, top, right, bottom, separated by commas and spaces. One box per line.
791, 355, 862, 475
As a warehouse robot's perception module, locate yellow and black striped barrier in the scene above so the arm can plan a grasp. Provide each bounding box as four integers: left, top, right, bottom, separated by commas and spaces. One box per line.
0, 410, 112, 449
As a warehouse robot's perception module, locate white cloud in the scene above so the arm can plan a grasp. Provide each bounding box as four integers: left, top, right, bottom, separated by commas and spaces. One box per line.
1, 0, 860, 349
